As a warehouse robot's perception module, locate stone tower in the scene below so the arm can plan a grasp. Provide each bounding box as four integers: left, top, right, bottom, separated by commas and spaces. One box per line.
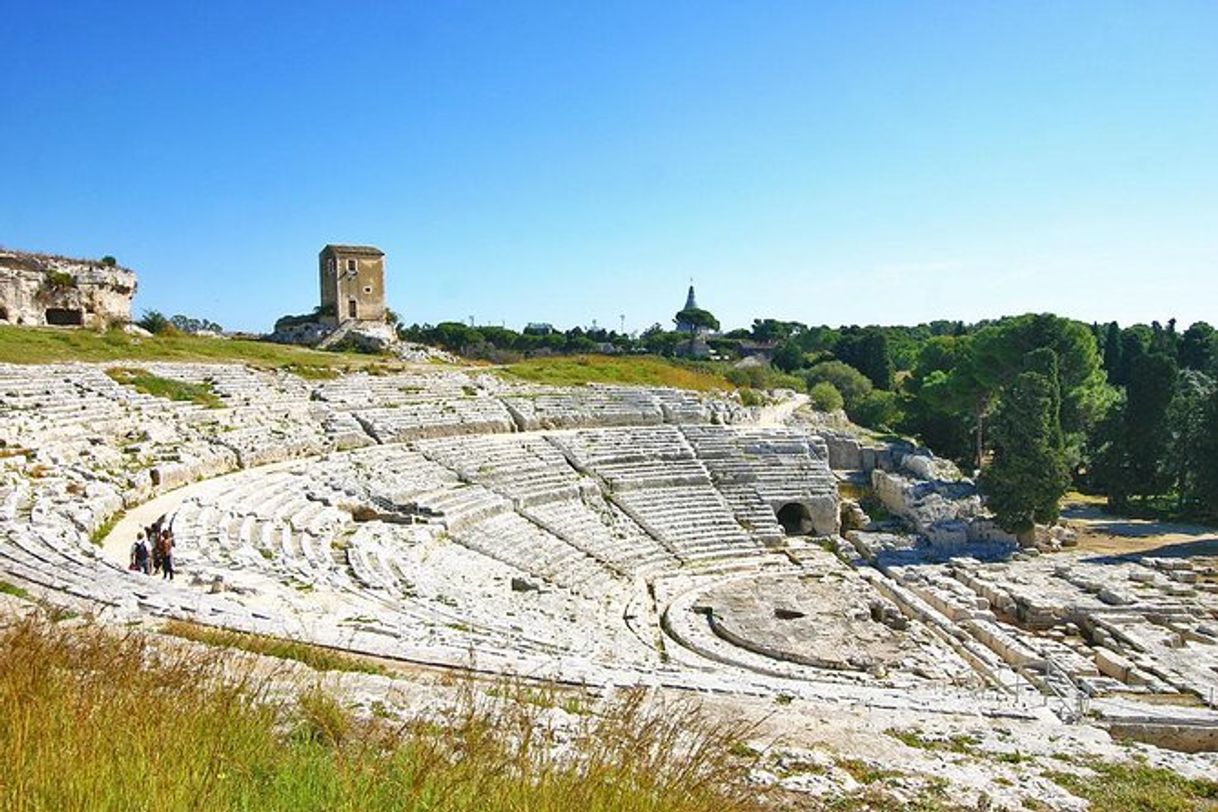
318, 244, 385, 324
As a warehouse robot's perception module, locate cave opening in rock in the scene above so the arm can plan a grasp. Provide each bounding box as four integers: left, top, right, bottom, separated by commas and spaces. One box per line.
45, 308, 83, 326
776, 502, 811, 536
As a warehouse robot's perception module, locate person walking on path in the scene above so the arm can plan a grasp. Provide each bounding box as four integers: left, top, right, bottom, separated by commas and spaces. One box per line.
149, 524, 163, 575
130, 532, 150, 574
158, 529, 175, 581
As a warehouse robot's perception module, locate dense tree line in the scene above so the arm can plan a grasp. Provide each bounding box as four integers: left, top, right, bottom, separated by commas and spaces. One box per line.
137, 310, 224, 336
399, 322, 638, 361
811, 314, 1218, 527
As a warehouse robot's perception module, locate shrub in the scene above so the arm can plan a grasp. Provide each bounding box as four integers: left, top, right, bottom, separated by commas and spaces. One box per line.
44, 270, 76, 289
803, 360, 872, 408
739, 387, 765, 407
136, 310, 170, 335
100, 255, 117, 267
771, 340, 807, 373
848, 390, 903, 430
808, 381, 844, 412
725, 364, 804, 392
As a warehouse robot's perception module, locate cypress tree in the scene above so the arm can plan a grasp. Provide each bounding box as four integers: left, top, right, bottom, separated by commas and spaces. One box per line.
1179, 322, 1215, 372
1123, 353, 1178, 501
980, 369, 1071, 541
1102, 322, 1123, 383
1195, 389, 1218, 520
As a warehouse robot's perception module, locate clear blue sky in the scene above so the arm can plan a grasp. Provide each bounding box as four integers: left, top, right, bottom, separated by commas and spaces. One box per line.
4, 1, 1216, 333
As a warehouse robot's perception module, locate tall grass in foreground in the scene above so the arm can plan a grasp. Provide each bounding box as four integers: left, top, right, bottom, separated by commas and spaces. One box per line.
0, 616, 766, 812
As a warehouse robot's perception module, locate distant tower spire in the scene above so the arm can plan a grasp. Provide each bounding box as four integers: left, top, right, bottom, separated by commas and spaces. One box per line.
683, 284, 698, 311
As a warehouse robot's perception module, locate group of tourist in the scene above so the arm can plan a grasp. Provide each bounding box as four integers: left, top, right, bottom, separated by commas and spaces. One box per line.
129, 516, 175, 580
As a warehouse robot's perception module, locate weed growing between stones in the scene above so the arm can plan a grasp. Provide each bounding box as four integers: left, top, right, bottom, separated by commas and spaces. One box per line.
105, 366, 224, 408
1044, 760, 1218, 811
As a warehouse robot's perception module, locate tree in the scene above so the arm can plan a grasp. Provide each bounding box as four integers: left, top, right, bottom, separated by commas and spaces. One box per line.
771, 340, 806, 373
849, 390, 902, 430
1166, 370, 1215, 512
169, 314, 223, 334
1179, 322, 1216, 373
900, 336, 975, 464
981, 370, 1071, 540
807, 381, 844, 412
1102, 321, 1122, 382
137, 310, 171, 335
946, 314, 1108, 469
1194, 390, 1218, 519
430, 321, 484, 353
1116, 325, 1152, 386
640, 325, 682, 356
100, 255, 117, 267
832, 327, 894, 390
1121, 352, 1178, 503
750, 319, 804, 343
674, 307, 719, 332
802, 361, 872, 410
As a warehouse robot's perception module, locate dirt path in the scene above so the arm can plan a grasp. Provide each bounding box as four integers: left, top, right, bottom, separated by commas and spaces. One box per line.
1058, 497, 1218, 558
756, 392, 809, 427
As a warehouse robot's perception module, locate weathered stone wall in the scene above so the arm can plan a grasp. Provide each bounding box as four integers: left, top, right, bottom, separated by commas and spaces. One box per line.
0, 251, 137, 328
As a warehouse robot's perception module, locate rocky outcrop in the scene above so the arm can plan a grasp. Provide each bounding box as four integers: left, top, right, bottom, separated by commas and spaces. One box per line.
870, 453, 1017, 549
0, 250, 137, 328
268, 315, 401, 354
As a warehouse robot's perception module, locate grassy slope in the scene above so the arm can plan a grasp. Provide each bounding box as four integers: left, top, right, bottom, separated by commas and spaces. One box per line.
0, 329, 732, 394
0, 325, 402, 373
502, 354, 733, 391
0, 614, 763, 812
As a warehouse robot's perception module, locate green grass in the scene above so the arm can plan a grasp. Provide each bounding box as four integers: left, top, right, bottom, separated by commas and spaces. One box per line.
1, 615, 764, 812
1045, 760, 1218, 811
501, 354, 733, 391
886, 729, 978, 754
0, 325, 406, 376
834, 757, 901, 784
88, 509, 125, 546
161, 620, 388, 676
0, 580, 30, 600
106, 366, 225, 408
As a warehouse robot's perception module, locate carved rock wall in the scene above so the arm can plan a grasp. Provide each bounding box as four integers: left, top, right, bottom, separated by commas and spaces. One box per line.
0, 251, 137, 328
